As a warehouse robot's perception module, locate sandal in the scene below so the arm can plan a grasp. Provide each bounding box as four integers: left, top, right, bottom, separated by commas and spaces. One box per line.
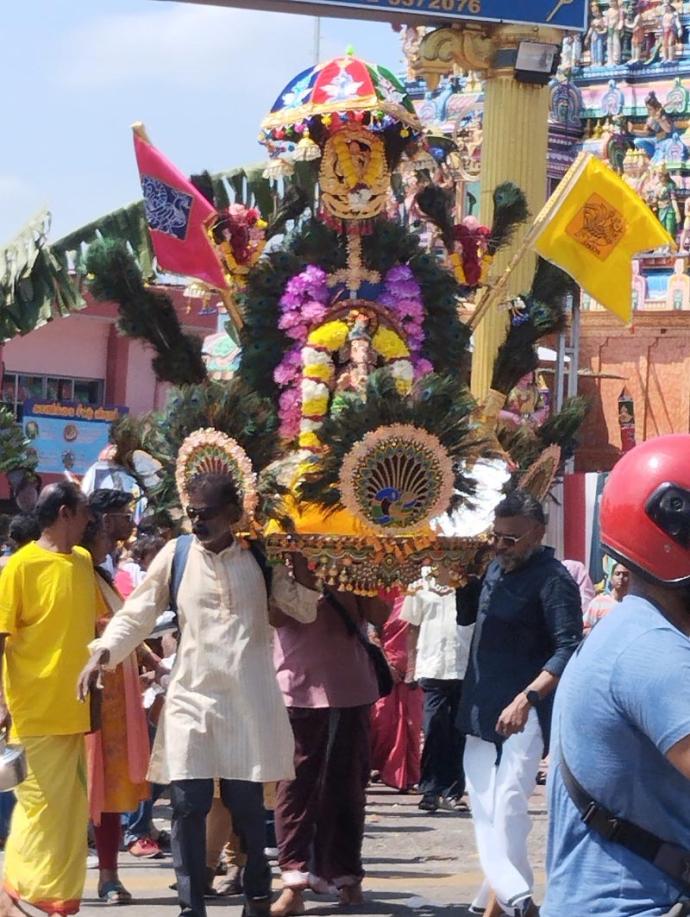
98, 880, 133, 905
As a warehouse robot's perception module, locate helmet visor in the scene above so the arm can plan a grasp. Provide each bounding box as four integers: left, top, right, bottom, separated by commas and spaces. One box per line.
645, 483, 690, 548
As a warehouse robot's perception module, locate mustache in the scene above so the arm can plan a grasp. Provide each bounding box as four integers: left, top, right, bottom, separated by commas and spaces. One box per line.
192, 523, 210, 538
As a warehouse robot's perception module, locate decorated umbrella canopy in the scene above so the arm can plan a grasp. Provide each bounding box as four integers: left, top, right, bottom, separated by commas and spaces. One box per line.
260, 50, 421, 144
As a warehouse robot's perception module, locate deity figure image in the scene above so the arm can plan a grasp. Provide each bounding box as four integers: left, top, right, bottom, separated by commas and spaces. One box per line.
648, 164, 681, 238
660, 1, 682, 62
605, 0, 625, 64
336, 313, 378, 395
643, 92, 674, 140
626, 0, 647, 62
586, 2, 607, 65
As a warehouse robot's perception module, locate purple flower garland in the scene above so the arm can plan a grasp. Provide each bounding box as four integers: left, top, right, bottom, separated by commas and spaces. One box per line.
273, 263, 432, 439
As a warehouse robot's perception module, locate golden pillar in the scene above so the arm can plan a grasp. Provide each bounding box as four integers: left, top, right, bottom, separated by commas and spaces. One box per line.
415, 24, 561, 400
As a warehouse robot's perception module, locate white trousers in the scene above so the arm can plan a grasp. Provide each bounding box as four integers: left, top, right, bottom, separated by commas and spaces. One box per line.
463, 710, 543, 914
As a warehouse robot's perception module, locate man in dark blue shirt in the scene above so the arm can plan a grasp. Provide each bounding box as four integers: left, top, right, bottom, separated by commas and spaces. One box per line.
455, 491, 582, 917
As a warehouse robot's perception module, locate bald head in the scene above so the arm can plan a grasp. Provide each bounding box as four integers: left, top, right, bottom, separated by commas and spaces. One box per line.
36, 482, 90, 548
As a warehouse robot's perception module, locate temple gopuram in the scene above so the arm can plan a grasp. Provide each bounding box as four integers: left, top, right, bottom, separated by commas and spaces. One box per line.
400, 2, 690, 472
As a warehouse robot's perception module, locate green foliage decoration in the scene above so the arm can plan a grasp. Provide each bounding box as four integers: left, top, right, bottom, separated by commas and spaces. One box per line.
86, 238, 207, 386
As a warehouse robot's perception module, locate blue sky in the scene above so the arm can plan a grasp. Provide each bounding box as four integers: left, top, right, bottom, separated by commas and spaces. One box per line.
0, 1, 402, 245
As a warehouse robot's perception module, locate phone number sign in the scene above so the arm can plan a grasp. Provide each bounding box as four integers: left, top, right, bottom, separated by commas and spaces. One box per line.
258, 0, 587, 30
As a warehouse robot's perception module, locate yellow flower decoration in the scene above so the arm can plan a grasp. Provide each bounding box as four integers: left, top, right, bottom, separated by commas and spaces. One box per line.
302, 395, 330, 417
299, 431, 322, 450
372, 327, 410, 361
303, 362, 335, 383
449, 252, 466, 285
307, 320, 349, 351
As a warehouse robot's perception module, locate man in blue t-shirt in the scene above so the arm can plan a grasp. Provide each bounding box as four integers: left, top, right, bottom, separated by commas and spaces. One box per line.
543, 435, 690, 917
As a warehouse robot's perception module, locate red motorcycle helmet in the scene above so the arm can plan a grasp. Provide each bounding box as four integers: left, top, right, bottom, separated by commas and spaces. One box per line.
600, 434, 690, 586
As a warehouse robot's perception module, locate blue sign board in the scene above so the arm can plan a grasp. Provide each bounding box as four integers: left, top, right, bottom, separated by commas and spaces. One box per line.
23, 401, 129, 476
264, 0, 587, 30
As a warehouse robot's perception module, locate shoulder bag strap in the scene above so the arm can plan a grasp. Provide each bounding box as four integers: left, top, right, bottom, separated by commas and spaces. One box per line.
170, 535, 194, 616
559, 743, 690, 891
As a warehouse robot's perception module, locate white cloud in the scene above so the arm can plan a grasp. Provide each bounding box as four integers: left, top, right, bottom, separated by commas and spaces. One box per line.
58, 4, 314, 91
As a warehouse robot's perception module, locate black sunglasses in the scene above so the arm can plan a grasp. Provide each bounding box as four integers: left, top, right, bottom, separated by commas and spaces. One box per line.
186, 505, 224, 523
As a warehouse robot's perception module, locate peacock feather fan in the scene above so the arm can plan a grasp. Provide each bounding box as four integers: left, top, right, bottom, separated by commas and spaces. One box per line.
498, 396, 589, 472
491, 259, 572, 396
487, 183, 529, 256
297, 370, 479, 518
139, 379, 280, 511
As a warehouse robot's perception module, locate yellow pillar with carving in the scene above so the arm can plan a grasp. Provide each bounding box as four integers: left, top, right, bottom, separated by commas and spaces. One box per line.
470, 26, 558, 400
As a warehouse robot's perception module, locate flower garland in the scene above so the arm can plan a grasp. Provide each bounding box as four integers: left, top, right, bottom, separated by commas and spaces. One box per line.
451, 218, 491, 288
273, 266, 330, 440
378, 265, 432, 380
272, 261, 437, 439
212, 203, 267, 287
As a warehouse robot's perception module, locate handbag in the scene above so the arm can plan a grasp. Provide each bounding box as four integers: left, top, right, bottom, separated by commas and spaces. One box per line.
325, 589, 394, 699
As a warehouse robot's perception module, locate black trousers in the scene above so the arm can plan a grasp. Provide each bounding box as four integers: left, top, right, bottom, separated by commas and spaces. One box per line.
170, 778, 270, 917
419, 678, 466, 799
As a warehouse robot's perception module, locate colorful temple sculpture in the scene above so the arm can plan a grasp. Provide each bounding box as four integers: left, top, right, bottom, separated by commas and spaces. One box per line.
402, 0, 690, 311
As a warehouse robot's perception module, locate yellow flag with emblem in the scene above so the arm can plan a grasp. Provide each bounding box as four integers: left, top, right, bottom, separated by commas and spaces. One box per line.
533, 153, 675, 323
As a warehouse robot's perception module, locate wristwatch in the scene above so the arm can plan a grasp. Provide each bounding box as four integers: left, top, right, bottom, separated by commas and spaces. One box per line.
524, 689, 541, 707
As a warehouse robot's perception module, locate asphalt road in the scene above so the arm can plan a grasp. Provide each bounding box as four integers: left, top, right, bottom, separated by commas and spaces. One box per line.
71, 785, 548, 916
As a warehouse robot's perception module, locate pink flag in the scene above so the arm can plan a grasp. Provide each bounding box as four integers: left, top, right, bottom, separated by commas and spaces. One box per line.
133, 123, 228, 290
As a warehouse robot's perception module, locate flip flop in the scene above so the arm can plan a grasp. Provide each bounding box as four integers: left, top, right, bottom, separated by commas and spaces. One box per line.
98, 880, 133, 906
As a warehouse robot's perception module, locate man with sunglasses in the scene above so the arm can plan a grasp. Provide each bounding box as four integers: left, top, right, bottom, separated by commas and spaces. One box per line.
455, 490, 582, 917
77, 473, 297, 917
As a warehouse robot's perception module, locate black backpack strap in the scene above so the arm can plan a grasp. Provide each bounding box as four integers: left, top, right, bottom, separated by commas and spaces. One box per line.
560, 745, 690, 890
169, 535, 193, 616
324, 588, 359, 639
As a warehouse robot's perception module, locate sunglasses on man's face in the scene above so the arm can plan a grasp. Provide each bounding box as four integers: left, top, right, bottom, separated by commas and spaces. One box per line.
489, 530, 527, 547
186, 505, 224, 523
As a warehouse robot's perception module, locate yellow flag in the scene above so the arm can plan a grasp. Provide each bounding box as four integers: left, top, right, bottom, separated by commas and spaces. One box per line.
533, 153, 675, 323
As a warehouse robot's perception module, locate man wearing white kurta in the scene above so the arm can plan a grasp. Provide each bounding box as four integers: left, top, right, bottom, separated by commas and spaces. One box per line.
78, 473, 299, 917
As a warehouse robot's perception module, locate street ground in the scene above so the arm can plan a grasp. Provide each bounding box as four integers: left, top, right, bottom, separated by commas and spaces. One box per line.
71, 785, 548, 916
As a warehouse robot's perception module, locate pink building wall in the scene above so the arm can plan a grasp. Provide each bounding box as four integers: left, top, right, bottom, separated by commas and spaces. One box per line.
0, 288, 217, 498
3, 313, 110, 381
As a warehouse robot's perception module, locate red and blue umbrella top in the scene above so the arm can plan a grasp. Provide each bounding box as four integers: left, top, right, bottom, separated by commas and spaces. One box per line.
260, 52, 421, 135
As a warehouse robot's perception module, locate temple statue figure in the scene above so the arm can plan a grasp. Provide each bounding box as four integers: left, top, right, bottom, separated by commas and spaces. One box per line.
586, 2, 607, 65
401, 25, 426, 81
647, 164, 681, 237
643, 91, 674, 140
680, 197, 690, 250
605, 0, 625, 64
661, 2, 682, 62
626, 0, 648, 61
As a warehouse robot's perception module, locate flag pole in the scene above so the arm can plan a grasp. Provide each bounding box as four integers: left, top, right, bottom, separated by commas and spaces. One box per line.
218, 287, 245, 333
469, 152, 591, 331
132, 121, 152, 144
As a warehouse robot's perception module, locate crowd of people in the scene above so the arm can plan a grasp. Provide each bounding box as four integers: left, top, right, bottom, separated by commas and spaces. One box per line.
0, 433, 689, 917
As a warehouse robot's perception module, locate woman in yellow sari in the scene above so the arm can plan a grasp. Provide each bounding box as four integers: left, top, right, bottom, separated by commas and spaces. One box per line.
81, 498, 150, 905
